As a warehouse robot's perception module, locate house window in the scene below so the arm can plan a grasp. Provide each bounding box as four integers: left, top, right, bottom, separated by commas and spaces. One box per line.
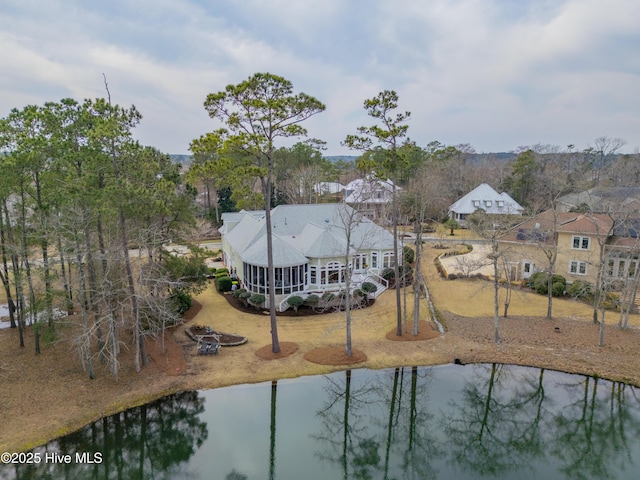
243, 263, 307, 294
371, 252, 378, 269
323, 262, 345, 285
572, 236, 590, 250
353, 254, 367, 271
484, 200, 492, 207
472, 200, 480, 207
496, 200, 504, 207
606, 252, 639, 278
383, 252, 395, 268
569, 261, 588, 275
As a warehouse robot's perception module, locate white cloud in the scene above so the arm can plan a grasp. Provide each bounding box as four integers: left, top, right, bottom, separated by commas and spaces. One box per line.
0, 0, 638, 154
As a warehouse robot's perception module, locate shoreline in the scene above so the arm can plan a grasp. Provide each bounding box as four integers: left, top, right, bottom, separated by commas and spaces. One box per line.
2, 310, 639, 454
3, 250, 640, 453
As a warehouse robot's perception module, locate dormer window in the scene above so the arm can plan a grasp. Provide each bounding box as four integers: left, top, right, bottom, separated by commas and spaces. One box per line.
496, 200, 504, 207
472, 200, 480, 207
484, 200, 492, 207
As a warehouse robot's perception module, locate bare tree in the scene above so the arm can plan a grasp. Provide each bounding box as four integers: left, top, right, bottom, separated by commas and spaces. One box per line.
585, 136, 625, 187
468, 212, 522, 343
333, 204, 380, 356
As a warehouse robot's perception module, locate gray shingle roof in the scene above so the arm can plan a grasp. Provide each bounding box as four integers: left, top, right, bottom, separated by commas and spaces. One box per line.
222, 204, 394, 267
449, 183, 524, 215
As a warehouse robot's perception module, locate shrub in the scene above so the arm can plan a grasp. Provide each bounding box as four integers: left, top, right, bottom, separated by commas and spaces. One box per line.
239, 291, 251, 306
399, 264, 413, 276
304, 294, 320, 308
568, 280, 592, 299
398, 265, 414, 286
444, 218, 459, 235
403, 245, 415, 264
216, 267, 229, 275
552, 281, 566, 297
361, 282, 378, 297
170, 290, 192, 315
216, 276, 233, 292
232, 288, 246, 298
381, 267, 395, 281
529, 272, 545, 288
532, 273, 566, 296
353, 288, 365, 298
322, 291, 335, 302
534, 279, 548, 295
249, 294, 265, 308
288, 295, 304, 312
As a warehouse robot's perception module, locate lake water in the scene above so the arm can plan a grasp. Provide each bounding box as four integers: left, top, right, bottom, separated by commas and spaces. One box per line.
2, 364, 639, 479
0, 304, 10, 329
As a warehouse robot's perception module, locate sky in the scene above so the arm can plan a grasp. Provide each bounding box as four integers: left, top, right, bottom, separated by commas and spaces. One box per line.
1, 0, 639, 156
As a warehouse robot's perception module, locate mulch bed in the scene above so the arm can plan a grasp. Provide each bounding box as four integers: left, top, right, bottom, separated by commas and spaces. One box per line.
183, 300, 203, 321
187, 325, 248, 346
385, 320, 441, 341
304, 346, 367, 365
219, 288, 375, 316
255, 341, 299, 359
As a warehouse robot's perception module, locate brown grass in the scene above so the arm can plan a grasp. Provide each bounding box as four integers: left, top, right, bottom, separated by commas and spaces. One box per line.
1, 243, 640, 454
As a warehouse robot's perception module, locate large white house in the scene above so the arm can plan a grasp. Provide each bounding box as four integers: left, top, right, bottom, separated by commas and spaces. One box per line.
343, 176, 400, 222
449, 183, 523, 226
220, 204, 396, 310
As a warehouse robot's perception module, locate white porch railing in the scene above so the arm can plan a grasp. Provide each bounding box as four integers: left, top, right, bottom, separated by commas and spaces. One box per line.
278, 272, 389, 312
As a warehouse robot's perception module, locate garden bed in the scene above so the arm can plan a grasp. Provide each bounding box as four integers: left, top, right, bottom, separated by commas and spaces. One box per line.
186, 325, 248, 346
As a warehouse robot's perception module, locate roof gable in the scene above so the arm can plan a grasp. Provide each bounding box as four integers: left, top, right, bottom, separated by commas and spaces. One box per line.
450, 183, 524, 215
222, 203, 395, 266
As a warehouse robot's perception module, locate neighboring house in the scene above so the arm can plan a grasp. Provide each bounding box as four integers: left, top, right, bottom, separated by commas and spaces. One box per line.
449, 183, 523, 226
313, 182, 345, 196
220, 203, 396, 310
498, 209, 625, 285
343, 176, 400, 223
557, 187, 640, 214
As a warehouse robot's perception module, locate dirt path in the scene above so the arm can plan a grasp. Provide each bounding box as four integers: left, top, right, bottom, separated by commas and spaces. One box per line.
1, 244, 639, 453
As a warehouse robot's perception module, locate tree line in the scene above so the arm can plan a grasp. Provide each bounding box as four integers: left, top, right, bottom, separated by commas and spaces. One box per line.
3, 70, 636, 375
0, 95, 205, 379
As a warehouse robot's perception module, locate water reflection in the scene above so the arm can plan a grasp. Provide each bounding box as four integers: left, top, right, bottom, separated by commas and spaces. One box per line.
3, 365, 640, 480
2, 391, 207, 480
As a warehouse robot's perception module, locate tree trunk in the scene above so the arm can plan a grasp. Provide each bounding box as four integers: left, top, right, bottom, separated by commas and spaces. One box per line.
262, 172, 281, 354
74, 233, 95, 379
34, 173, 54, 330
392, 173, 402, 336
0, 205, 17, 328
4, 203, 25, 347
412, 227, 422, 335
57, 235, 73, 311
492, 241, 500, 343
